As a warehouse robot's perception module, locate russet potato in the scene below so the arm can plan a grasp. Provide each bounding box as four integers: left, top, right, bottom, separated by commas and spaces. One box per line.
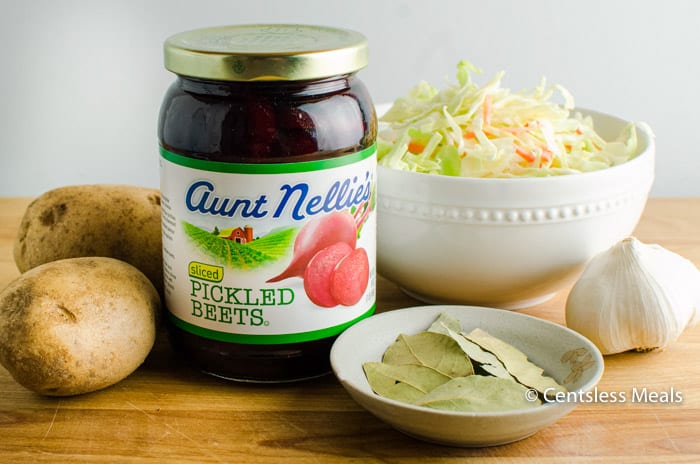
0, 257, 160, 396
13, 184, 163, 293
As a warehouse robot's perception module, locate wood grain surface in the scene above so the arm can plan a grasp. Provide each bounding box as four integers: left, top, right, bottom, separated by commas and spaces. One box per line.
1, 197, 699, 463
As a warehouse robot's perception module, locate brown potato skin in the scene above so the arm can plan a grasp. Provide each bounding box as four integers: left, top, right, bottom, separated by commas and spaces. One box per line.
0, 257, 160, 396
13, 185, 163, 294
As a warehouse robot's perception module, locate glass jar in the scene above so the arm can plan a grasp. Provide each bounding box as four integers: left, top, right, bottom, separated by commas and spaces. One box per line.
158, 24, 377, 382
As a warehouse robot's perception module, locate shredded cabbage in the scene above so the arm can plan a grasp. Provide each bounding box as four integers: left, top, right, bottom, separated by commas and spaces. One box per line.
377, 60, 641, 178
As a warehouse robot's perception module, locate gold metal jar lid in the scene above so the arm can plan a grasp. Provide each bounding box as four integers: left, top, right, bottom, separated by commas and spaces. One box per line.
164, 24, 368, 82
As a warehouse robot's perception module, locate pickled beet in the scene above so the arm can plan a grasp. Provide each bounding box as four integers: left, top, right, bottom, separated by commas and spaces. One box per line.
247, 101, 276, 158
275, 106, 317, 156
159, 77, 375, 164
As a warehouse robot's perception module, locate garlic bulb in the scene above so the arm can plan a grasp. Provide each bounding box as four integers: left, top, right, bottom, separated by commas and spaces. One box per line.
566, 237, 700, 355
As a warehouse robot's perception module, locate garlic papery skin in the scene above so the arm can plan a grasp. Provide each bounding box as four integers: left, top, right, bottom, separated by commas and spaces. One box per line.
565, 237, 700, 355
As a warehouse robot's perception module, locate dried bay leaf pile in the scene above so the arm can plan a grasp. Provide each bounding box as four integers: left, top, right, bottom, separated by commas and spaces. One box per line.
362, 313, 567, 412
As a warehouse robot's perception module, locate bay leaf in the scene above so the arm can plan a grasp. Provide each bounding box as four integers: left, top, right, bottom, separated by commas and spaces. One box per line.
428, 314, 515, 379
414, 375, 541, 412
362, 362, 450, 403
427, 312, 462, 334
443, 325, 514, 379
464, 328, 567, 399
382, 332, 474, 378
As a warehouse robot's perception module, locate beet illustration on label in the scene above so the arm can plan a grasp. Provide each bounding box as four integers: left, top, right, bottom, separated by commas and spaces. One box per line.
267, 211, 370, 308
330, 247, 369, 306
304, 242, 354, 307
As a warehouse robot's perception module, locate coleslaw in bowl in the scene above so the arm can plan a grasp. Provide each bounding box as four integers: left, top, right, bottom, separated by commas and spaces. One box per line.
375, 62, 655, 308
378, 60, 647, 179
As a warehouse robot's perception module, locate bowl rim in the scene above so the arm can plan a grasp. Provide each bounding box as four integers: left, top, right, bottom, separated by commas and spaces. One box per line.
375, 104, 655, 185
330, 304, 605, 418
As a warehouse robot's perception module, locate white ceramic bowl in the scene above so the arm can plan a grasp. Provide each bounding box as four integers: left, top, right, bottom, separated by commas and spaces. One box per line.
377, 107, 655, 308
330, 305, 604, 447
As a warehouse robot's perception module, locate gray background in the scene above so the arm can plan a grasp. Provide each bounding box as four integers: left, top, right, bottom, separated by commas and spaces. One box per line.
1, 0, 698, 197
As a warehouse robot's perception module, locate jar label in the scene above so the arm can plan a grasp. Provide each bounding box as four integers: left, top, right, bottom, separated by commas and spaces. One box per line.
159, 146, 377, 344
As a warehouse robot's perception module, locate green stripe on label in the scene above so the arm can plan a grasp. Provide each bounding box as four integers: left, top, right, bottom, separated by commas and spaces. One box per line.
168, 305, 376, 345
160, 145, 377, 174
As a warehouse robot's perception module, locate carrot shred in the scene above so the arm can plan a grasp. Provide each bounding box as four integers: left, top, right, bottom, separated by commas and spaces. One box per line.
407, 141, 425, 154
539, 148, 553, 167
541, 148, 553, 163
482, 94, 493, 126
516, 147, 535, 163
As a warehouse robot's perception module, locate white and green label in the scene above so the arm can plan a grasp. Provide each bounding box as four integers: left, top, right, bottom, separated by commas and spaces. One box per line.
159, 146, 377, 344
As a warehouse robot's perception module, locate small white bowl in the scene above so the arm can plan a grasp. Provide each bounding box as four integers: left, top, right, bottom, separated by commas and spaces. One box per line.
330, 305, 604, 447
376, 107, 655, 308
